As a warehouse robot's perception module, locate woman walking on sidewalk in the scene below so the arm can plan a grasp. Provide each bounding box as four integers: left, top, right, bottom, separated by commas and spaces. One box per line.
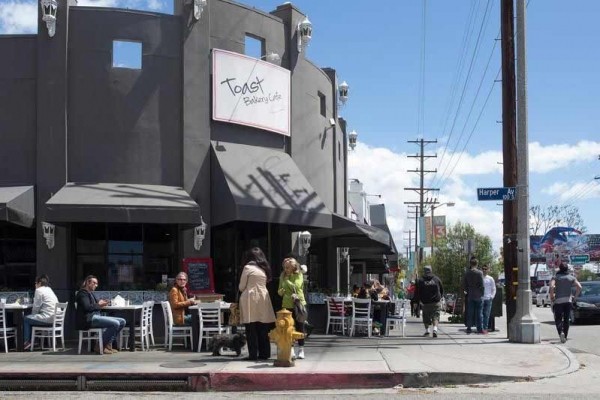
278, 256, 307, 359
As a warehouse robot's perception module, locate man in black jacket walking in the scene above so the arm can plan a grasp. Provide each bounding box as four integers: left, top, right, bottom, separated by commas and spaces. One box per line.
415, 265, 444, 338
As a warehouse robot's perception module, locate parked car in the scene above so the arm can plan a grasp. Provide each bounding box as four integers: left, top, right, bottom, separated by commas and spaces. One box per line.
571, 281, 600, 324
536, 286, 550, 307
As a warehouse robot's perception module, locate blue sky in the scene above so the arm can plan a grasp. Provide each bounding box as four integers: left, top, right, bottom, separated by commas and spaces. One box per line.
2, 0, 600, 257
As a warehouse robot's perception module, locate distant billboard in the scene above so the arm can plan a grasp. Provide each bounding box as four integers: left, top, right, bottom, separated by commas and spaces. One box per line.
212, 49, 291, 136
530, 227, 600, 262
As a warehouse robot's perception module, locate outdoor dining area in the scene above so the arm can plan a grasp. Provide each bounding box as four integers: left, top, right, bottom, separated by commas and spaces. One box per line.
323, 296, 409, 338
0, 290, 234, 354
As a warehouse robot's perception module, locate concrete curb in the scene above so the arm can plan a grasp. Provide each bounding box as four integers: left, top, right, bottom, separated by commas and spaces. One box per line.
207, 371, 521, 391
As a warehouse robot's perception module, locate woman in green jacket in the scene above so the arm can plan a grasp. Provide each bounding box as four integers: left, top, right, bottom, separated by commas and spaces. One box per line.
278, 257, 306, 359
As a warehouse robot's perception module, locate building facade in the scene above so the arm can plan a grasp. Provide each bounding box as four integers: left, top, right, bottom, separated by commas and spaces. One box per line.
0, 0, 392, 308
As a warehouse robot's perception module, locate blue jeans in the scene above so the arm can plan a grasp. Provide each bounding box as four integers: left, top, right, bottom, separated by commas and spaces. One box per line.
482, 299, 493, 331
91, 314, 126, 346
23, 315, 51, 343
466, 298, 483, 332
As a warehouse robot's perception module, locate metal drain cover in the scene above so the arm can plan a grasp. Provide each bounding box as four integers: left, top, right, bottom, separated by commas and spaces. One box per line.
160, 362, 206, 368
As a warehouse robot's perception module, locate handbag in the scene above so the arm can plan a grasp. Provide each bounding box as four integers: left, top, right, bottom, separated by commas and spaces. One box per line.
293, 287, 308, 323
228, 302, 241, 326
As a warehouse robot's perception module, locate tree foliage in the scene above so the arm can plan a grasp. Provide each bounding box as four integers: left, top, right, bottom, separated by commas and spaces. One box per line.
421, 222, 498, 295
530, 205, 586, 236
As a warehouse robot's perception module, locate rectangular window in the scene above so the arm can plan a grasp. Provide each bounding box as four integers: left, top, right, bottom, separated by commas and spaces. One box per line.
338, 141, 341, 161
245, 34, 264, 59
112, 40, 142, 69
0, 223, 36, 290
318, 92, 326, 117
73, 223, 177, 290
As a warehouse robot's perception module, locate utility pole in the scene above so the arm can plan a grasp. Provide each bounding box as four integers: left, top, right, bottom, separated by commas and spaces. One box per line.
406, 205, 420, 278
509, 0, 540, 343
405, 139, 439, 263
500, 0, 518, 329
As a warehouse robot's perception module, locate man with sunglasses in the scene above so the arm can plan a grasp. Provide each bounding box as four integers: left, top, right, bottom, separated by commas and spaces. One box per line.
75, 275, 126, 354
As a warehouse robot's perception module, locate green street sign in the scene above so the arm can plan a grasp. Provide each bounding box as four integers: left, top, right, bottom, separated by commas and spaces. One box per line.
569, 254, 590, 265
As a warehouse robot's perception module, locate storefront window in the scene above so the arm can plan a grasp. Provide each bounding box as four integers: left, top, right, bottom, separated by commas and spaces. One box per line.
73, 223, 176, 290
0, 223, 36, 290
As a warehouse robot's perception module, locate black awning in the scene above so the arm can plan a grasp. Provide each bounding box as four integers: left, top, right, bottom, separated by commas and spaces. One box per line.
0, 186, 35, 227
312, 213, 392, 251
211, 142, 332, 229
45, 183, 201, 224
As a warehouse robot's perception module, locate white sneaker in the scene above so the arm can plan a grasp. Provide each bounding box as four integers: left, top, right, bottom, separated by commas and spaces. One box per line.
291, 348, 296, 359
559, 332, 566, 343
297, 347, 305, 359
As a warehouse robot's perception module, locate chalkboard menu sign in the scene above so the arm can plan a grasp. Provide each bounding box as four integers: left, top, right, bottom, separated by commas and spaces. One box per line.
182, 258, 215, 294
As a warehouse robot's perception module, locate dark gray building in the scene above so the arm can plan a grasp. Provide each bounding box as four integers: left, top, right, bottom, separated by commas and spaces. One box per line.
0, 0, 393, 306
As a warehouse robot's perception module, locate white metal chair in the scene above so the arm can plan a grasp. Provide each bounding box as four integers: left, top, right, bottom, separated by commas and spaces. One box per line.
325, 297, 350, 335
31, 302, 68, 351
75, 302, 103, 355
385, 299, 407, 337
197, 303, 230, 352
349, 298, 373, 337
0, 303, 16, 353
161, 301, 193, 351
120, 301, 154, 351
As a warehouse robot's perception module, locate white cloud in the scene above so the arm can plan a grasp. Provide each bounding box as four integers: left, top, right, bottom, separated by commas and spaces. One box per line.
529, 140, 600, 173
0, 1, 37, 34
543, 180, 600, 202
349, 143, 505, 253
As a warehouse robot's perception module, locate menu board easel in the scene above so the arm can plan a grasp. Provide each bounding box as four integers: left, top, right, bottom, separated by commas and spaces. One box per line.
182, 258, 215, 295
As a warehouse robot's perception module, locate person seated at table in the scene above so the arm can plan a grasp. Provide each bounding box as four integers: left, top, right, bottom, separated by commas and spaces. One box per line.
371, 280, 391, 300
168, 272, 195, 325
352, 285, 361, 297
23, 274, 58, 350
357, 283, 374, 300
76, 275, 126, 354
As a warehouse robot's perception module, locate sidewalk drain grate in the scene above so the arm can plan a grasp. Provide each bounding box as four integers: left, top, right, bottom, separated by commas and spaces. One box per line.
0, 379, 77, 391
86, 379, 188, 391
160, 362, 207, 368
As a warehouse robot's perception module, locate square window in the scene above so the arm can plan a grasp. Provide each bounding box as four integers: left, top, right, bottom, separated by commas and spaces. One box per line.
112, 40, 142, 69
245, 34, 264, 59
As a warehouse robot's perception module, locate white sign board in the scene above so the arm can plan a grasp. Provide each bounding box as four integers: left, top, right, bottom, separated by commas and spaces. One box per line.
212, 49, 290, 136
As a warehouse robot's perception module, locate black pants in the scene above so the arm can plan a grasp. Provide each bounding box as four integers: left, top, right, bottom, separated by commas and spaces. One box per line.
244, 322, 271, 359
286, 307, 305, 346
553, 302, 572, 338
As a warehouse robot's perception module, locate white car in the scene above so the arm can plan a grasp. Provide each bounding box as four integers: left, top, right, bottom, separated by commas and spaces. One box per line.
536, 286, 550, 307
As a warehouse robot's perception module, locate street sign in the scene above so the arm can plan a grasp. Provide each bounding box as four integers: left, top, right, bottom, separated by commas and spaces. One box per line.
463, 239, 476, 254
569, 254, 590, 265
477, 187, 516, 201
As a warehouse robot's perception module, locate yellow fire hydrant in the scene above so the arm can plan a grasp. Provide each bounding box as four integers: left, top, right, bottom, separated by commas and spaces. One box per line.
269, 308, 305, 367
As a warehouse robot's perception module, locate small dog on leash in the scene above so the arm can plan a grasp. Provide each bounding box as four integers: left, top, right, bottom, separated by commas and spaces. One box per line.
209, 333, 247, 356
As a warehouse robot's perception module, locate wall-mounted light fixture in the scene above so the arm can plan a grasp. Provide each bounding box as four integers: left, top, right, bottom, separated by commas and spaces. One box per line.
338, 81, 349, 105
297, 16, 312, 53
40, 0, 58, 38
339, 247, 349, 262
264, 51, 281, 64
193, 216, 207, 251
193, 0, 207, 20
298, 231, 312, 256
348, 130, 358, 150
42, 222, 55, 249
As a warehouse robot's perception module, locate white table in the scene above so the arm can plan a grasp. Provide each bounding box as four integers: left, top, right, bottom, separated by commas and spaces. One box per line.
2, 304, 33, 351
103, 304, 144, 351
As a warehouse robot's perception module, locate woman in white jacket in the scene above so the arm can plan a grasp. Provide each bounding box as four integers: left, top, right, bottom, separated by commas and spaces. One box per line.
23, 274, 58, 350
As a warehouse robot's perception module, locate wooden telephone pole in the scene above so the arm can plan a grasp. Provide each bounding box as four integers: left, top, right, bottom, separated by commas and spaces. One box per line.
501, 0, 518, 328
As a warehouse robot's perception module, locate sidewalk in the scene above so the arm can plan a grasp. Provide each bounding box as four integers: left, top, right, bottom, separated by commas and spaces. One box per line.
0, 313, 578, 392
